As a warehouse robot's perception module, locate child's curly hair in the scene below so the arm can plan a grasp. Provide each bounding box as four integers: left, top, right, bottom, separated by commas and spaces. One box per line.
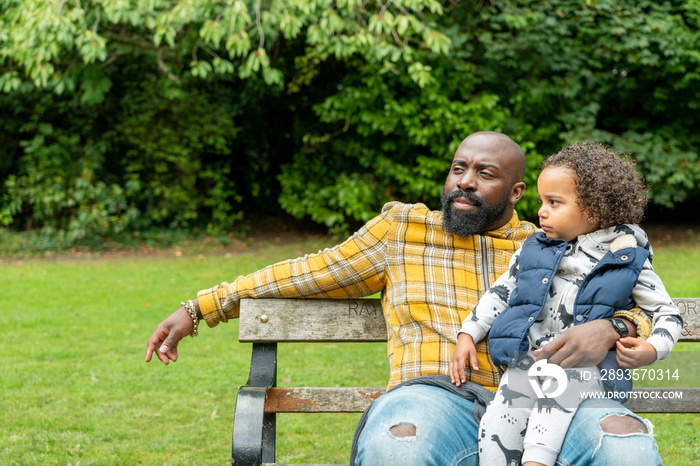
542, 142, 648, 228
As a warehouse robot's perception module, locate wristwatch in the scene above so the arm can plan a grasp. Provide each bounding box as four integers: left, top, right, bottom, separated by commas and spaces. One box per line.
607, 317, 629, 338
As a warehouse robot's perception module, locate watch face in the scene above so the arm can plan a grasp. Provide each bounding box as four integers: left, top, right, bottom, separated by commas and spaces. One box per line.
611, 318, 628, 336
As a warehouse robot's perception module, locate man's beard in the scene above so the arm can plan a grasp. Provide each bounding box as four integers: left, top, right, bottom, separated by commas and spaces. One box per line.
441, 187, 510, 237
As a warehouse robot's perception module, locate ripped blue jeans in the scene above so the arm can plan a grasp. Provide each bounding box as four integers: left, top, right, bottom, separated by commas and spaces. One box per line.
354, 384, 661, 466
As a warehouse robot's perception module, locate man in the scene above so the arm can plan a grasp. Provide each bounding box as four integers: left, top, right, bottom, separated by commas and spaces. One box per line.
146, 131, 661, 465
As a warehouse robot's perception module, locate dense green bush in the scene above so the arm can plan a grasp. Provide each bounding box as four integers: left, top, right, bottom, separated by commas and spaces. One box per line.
0, 0, 698, 249
0, 71, 247, 248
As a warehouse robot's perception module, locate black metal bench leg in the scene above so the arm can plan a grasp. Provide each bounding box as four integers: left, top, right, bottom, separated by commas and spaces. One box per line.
232, 343, 277, 465
261, 412, 276, 463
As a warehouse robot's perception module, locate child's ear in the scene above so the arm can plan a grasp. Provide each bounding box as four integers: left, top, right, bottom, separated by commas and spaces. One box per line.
585, 211, 601, 230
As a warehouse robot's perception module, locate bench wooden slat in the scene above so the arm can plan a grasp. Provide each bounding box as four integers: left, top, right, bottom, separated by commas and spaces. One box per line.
239, 298, 386, 342
264, 387, 384, 413
675, 298, 700, 341
239, 298, 700, 343
262, 386, 699, 414
624, 387, 700, 413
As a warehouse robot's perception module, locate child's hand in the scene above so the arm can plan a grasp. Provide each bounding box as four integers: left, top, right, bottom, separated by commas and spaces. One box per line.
449, 333, 479, 386
615, 337, 657, 369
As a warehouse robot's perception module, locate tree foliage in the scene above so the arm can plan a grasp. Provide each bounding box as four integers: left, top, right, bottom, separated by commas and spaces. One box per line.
0, 0, 698, 248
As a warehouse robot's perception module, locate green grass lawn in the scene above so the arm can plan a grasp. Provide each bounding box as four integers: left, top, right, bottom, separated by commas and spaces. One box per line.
0, 236, 698, 464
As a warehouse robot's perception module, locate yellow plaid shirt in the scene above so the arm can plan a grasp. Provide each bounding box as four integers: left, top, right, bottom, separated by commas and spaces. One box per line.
197, 202, 651, 390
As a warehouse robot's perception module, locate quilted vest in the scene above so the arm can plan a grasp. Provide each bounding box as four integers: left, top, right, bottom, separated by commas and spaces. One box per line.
488, 231, 649, 397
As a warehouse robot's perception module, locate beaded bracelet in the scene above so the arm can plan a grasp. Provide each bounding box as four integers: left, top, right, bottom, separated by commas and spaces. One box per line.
181, 300, 199, 338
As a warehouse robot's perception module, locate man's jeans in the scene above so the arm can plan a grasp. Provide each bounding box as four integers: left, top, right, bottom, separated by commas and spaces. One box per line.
354, 384, 661, 465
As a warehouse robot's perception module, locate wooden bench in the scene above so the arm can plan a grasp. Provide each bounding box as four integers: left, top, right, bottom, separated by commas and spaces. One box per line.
231, 297, 700, 465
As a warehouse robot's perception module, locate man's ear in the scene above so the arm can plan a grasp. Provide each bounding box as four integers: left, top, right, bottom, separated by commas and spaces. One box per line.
510, 182, 526, 204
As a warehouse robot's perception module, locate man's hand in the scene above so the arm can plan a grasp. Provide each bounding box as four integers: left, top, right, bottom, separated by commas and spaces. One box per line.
145, 304, 195, 365
449, 333, 479, 386
615, 337, 657, 369
533, 319, 620, 368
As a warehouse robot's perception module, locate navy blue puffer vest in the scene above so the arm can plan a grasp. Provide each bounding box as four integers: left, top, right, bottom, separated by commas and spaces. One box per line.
488, 232, 649, 397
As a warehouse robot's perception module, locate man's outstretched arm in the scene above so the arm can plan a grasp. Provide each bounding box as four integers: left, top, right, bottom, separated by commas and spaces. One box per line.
144, 203, 396, 365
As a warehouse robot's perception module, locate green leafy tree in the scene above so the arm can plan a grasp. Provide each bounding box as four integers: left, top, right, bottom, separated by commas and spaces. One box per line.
1, 0, 698, 248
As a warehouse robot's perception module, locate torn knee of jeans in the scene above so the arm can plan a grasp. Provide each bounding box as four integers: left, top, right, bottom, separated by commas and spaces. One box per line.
600, 414, 649, 435
389, 423, 417, 438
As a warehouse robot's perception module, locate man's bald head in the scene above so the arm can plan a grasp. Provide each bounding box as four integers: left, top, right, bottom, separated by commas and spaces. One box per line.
460, 131, 527, 184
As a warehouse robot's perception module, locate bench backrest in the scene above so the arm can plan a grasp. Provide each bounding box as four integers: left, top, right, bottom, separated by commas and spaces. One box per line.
240, 297, 700, 343
238, 297, 699, 415
233, 297, 699, 464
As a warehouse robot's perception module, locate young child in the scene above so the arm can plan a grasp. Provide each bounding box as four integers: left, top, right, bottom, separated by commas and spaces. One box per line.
449, 142, 682, 466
